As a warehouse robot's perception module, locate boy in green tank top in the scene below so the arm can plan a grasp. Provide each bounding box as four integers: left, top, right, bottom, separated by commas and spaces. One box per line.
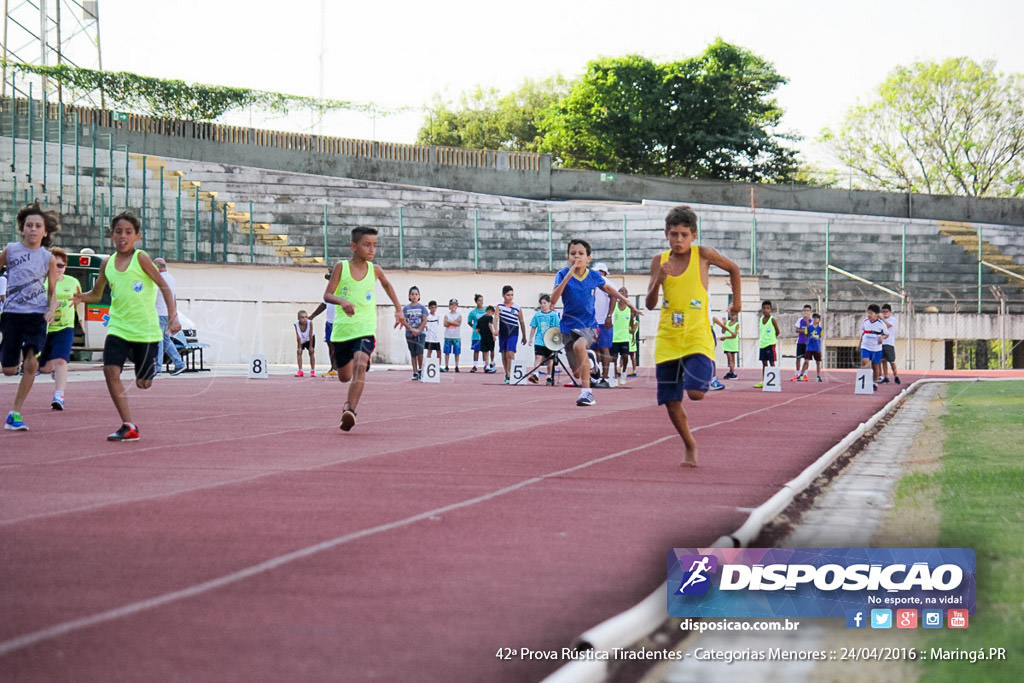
75, 212, 180, 441
753, 300, 780, 388
323, 227, 405, 432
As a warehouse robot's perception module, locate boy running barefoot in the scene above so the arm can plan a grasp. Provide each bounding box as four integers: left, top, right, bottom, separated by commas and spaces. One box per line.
324, 227, 405, 432
646, 206, 741, 468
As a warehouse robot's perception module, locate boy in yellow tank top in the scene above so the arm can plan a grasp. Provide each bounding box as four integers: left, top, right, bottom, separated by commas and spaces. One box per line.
323, 227, 405, 432
75, 212, 180, 441
645, 206, 741, 468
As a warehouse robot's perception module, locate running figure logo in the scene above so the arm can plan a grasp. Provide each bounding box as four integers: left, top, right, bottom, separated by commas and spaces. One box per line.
675, 554, 718, 595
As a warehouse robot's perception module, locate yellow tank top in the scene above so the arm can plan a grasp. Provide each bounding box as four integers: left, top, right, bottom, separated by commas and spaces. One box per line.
655, 246, 714, 363
47, 275, 82, 333
104, 250, 161, 342
331, 260, 376, 342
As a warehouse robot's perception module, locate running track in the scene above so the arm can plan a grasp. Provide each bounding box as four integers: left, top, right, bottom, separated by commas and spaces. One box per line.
1, 368, 915, 681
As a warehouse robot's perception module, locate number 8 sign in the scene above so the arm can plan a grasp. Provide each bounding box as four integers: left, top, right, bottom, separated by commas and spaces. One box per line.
248, 354, 269, 379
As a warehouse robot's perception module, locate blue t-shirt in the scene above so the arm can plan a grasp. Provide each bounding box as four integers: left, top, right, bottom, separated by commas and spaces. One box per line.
806, 325, 823, 353
554, 267, 606, 334
402, 303, 429, 338
530, 310, 561, 345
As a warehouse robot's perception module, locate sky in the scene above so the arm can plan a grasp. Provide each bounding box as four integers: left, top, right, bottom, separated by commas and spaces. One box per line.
47, 0, 1024, 169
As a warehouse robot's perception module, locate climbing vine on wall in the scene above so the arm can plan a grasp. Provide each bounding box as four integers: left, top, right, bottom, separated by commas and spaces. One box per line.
4, 61, 400, 121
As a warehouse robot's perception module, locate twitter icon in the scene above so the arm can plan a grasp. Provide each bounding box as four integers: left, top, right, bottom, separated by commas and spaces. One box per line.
870, 609, 892, 629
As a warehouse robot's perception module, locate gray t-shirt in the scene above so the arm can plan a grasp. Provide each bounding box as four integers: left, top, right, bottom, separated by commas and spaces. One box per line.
2, 242, 51, 314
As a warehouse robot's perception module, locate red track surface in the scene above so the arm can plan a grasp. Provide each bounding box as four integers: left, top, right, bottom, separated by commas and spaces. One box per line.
0, 368, 976, 681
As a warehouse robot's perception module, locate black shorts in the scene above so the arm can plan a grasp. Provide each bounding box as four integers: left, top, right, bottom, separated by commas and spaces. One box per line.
534, 344, 552, 358
796, 343, 807, 359
0, 312, 48, 368
759, 345, 776, 363
333, 336, 375, 368
103, 334, 160, 381
299, 340, 312, 351
479, 336, 495, 353
610, 341, 630, 357
882, 345, 896, 363
425, 341, 441, 352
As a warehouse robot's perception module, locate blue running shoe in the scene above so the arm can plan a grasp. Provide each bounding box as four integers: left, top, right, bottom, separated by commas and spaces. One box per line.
5, 411, 29, 430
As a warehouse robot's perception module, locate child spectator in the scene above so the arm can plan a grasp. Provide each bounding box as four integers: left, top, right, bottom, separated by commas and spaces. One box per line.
467, 294, 487, 372
309, 269, 339, 376
1, 202, 60, 431
74, 212, 180, 441
645, 205, 741, 467
551, 238, 639, 407
714, 310, 740, 379
801, 313, 824, 382
294, 309, 316, 377
592, 263, 614, 387
879, 303, 901, 384
475, 306, 497, 373
425, 300, 442, 364
754, 300, 780, 388
443, 298, 462, 372
38, 248, 84, 410
527, 293, 560, 384
402, 286, 428, 380
496, 285, 527, 384
792, 304, 813, 381
323, 226, 405, 432
611, 287, 636, 383
860, 304, 888, 391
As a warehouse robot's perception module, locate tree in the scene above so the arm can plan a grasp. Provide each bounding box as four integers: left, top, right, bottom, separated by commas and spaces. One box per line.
824, 58, 1024, 197
416, 78, 568, 152
538, 40, 799, 182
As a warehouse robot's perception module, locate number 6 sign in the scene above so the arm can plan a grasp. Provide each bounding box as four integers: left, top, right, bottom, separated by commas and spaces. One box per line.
422, 358, 440, 383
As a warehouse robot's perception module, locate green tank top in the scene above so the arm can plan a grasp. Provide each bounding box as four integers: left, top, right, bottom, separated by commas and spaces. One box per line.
104, 250, 162, 342
47, 275, 82, 333
721, 319, 740, 353
758, 315, 777, 348
612, 304, 632, 343
331, 260, 376, 342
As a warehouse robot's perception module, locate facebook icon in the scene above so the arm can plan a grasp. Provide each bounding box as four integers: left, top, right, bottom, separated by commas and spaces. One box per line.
845, 609, 867, 629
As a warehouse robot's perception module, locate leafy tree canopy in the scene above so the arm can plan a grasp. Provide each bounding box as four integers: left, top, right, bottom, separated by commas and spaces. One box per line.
416, 77, 568, 152
539, 40, 800, 182
823, 58, 1024, 198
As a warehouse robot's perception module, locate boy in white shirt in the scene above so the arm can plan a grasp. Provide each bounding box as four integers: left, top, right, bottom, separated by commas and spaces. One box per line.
860, 304, 888, 391
879, 303, 901, 385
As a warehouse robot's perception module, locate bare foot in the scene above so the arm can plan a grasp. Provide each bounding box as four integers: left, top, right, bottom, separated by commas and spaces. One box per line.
680, 448, 698, 468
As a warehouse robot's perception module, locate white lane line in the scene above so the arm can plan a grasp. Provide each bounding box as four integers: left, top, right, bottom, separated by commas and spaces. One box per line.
0, 387, 837, 656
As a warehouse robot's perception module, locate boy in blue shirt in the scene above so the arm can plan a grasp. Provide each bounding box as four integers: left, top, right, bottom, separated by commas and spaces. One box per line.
800, 313, 824, 382
527, 293, 560, 385
550, 238, 639, 406
402, 286, 428, 380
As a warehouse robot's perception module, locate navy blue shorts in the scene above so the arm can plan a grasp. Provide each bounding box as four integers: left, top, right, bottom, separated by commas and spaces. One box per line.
332, 336, 375, 368
498, 333, 518, 353
759, 345, 776, 363
656, 355, 715, 405
0, 312, 48, 368
39, 327, 75, 365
